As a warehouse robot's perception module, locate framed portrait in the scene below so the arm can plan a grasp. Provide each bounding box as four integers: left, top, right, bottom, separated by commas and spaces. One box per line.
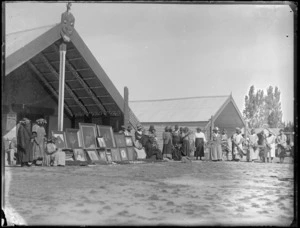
65, 128, 81, 149
73, 148, 87, 162
126, 147, 137, 161
79, 123, 97, 149
106, 151, 113, 164
114, 133, 126, 148
110, 148, 121, 162
51, 130, 66, 149
97, 125, 116, 148
119, 147, 128, 161
64, 149, 74, 161
97, 137, 106, 148
97, 149, 107, 162
86, 149, 100, 161
125, 136, 134, 147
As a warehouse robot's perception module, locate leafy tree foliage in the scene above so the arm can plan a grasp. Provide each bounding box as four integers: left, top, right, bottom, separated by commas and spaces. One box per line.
243, 85, 284, 128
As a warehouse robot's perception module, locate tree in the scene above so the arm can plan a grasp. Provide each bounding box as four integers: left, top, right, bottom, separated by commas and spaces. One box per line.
243, 85, 283, 128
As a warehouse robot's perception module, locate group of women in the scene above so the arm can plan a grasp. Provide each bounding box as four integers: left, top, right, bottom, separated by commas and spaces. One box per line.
132, 124, 292, 163
7, 118, 65, 167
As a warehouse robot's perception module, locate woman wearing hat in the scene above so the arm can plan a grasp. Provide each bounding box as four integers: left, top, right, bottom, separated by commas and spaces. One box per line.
148, 125, 159, 149
194, 127, 206, 160
277, 129, 287, 163
232, 127, 243, 161
32, 118, 47, 165
17, 118, 33, 167
181, 127, 191, 157
266, 130, 276, 163
162, 126, 173, 160
248, 129, 259, 162
211, 127, 222, 161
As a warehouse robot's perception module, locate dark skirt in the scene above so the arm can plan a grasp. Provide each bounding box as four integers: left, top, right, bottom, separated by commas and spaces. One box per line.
162, 141, 172, 156
182, 140, 190, 157
278, 145, 286, 158
195, 138, 204, 157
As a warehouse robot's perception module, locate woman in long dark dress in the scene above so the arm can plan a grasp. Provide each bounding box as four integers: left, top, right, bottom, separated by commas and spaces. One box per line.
181, 127, 191, 157
17, 118, 33, 167
162, 126, 173, 159
194, 127, 206, 160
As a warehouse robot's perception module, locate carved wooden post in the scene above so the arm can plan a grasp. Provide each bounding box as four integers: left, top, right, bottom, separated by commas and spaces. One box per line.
58, 2, 75, 130
124, 87, 129, 128
58, 43, 66, 131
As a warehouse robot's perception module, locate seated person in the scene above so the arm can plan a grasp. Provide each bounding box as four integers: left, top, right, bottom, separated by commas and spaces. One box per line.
45, 137, 65, 166
6, 138, 17, 166
145, 136, 163, 160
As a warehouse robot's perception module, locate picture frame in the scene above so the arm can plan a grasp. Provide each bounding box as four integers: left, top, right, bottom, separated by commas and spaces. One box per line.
64, 149, 74, 161
86, 149, 100, 161
65, 128, 81, 149
97, 125, 116, 148
79, 123, 97, 149
119, 147, 128, 161
114, 133, 126, 148
97, 149, 108, 162
97, 136, 106, 148
125, 136, 134, 147
73, 148, 87, 162
110, 148, 121, 162
51, 130, 66, 149
126, 147, 137, 161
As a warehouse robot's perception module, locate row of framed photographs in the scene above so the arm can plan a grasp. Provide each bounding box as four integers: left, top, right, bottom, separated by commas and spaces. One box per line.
66, 147, 137, 163
52, 123, 134, 150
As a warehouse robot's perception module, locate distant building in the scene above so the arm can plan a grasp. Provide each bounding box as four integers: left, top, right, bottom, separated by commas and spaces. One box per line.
130, 94, 246, 149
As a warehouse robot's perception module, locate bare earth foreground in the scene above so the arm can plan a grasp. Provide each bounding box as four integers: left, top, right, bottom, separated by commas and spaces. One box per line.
4, 159, 294, 226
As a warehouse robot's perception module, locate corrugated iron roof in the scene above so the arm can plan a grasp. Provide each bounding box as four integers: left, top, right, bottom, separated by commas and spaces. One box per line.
6, 24, 58, 58
130, 95, 230, 123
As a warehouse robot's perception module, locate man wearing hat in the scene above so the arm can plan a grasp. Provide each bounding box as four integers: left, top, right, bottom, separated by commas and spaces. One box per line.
277, 129, 287, 163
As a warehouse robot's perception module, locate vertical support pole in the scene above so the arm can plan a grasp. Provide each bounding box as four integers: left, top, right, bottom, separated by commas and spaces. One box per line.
58, 43, 67, 131
124, 87, 129, 128
210, 115, 214, 140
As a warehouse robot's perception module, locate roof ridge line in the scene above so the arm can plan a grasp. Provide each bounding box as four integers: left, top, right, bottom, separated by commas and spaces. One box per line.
6, 23, 59, 36
130, 95, 230, 103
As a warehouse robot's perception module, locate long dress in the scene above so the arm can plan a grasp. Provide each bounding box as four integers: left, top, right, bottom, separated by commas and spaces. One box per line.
181, 133, 190, 157
266, 135, 276, 158
162, 132, 172, 159
248, 134, 259, 161
277, 134, 287, 158
210, 133, 219, 161
194, 132, 206, 158
32, 124, 46, 160
216, 134, 223, 160
17, 123, 33, 164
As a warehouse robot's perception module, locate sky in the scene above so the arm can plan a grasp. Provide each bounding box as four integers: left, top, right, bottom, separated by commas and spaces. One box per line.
4, 2, 295, 122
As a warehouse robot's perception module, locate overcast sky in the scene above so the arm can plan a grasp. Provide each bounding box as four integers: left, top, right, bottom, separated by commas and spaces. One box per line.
5, 2, 294, 122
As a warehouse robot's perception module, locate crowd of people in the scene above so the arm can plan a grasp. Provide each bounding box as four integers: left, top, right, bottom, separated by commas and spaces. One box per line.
121, 124, 294, 163
5, 119, 294, 166
5, 118, 65, 167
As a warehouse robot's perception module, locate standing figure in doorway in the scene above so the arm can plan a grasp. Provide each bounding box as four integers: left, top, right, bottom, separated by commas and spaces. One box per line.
248, 129, 259, 162
32, 118, 47, 165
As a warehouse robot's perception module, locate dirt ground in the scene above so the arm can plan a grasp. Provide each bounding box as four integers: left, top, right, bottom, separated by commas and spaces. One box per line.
4, 157, 295, 226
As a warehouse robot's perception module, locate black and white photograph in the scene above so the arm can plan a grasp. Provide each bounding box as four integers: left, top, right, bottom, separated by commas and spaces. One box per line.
65, 128, 81, 149
79, 123, 97, 149
3, 1, 295, 227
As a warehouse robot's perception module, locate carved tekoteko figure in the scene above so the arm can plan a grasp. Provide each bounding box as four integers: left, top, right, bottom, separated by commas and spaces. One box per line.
61, 2, 75, 42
